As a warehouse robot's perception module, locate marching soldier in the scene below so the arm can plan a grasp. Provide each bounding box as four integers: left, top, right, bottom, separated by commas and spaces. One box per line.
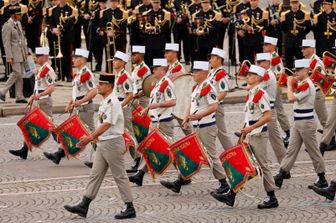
164, 43, 186, 79
280, 0, 311, 69
236, 0, 268, 64
131, 45, 151, 109
99, 0, 128, 73
311, 0, 325, 16
128, 58, 178, 186
265, 0, 283, 56
63, 73, 136, 220
256, 52, 286, 163
187, 0, 201, 64
274, 59, 328, 189
142, 0, 171, 67
112, 51, 142, 172
172, 0, 191, 64
49, 0, 78, 81
232, 0, 250, 63
26, 0, 43, 52
263, 36, 291, 146
160, 61, 231, 195
301, 39, 328, 129
313, 0, 336, 57
44, 49, 97, 166
9, 47, 56, 160
208, 47, 233, 150
212, 65, 279, 209
191, 0, 221, 61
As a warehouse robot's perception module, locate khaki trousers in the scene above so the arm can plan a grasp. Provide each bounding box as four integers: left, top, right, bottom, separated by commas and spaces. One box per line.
36, 97, 53, 118
247, 132, 276, 192
280, 119, 326, 174
123, 107, 140, 159
85, 137, 134, 203
137, 96, 149, 109
196, 125, 226, 180
0, 62, 24, 100
216, 104, 233, 150
275, 88, 290, 132
321, 97, 336, 145
77, 103, 95, 132
315, 90, 328, 128
268, 110, 286, 163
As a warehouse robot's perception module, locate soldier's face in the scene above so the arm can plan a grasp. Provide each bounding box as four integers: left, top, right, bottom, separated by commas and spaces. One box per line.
322, 3, 332, 11
193, 70, 207, 83
164, 51, 176, 62
14, 14, 22, 21
257, 61, 270, 70
201, 3, 210, 11
290, 2, 300, 11
110, 1, 118, 8
152, 2, 160, 10
10, 0, 17, 5
246, 73, 261, 86
294, 68, 308, 81
250, 0, 259, 8
36, 55, 48, 66
98, 82, 112, 95
209, 55, 222, 67
153, 66, 165, 79
131, 54, 140, 64
263, 44, 274, 53
99, 2, 106, 8
301, 47, 313, 58
74, 56, 86, 68
113, 59, 124, 69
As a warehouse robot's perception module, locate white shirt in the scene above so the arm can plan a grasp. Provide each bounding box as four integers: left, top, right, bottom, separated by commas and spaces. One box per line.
34, 62, 56, 99
114, 68, 134, 100
208, 66, 231, 96
166, 60, 185, 79
271, 51, 284, 76
259, 69, 277, 108
72, 66, 97, 104
97, 92, 124, 141
293, 78, 316, 120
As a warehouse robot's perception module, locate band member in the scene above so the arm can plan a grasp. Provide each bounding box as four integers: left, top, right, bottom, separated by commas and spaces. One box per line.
214, 0, 239, 65
191, 0, 221, 61
280, 0, 311, 69
172, 0, 191, 65
0, 4, 28, 104
265, 0, 283, 56
301, 39, 328, 128
208, 47, 233, 150
313, 0, 336, 57
142, 0, 171, 67
9, 47, 56, 160
129, 58, 178, 186
274, 59, 328, 189
44, 49, 97, 166
237, 0, 268, 64
233, 0, 250, 63
311, 0, 325, 15
160, 61, 230, 195
0, 0, 28, 30
99, 0, 128, 73
26, 0, 43, 52
49, 0, 78, 81
187, 0, 201, 64
131, 45, 151, 109
164, 43, 186, 79
256, 53, 286, 163
63, 73, 136, 220
211, 65, 279, 209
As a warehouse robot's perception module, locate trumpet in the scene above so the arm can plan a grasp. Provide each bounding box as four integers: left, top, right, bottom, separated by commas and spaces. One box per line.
277, 68, 294, 88
322, 51, 336, 68
237, 60, 251, 77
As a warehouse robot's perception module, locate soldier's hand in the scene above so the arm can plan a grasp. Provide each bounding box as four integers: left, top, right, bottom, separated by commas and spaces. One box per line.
99, 30, 104, 36
77, 135, 93, 149
222, 17, 230, 24
72, 100, 82, 108
177, 17, 183, 23
7, 58, 13, 65
196, 30, 204, 36
65, 103, 73, 112
287, 76, 295, 85
149, 103, 159, 109
237, 30, 245, 37
28, 16, 33, 24
52, 28, 59, 35
181, 120, 189, 129
188, 113, 201, 121
241, 126, 253, 135
28, 97, 34, 105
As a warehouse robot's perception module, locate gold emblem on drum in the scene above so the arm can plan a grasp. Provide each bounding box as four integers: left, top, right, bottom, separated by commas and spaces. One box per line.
133, 125, 140, 137
28, 126, 40, 139
179, 156, 189, 171
149, 152, 161, 166
64, 136, 74, 148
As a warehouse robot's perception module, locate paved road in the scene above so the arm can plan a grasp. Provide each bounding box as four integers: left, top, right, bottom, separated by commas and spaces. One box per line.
1, 102, 336, 223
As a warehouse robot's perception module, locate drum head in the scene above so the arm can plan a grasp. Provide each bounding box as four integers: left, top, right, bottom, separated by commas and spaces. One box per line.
142, 74, 157, 97
172, 74, 195, 118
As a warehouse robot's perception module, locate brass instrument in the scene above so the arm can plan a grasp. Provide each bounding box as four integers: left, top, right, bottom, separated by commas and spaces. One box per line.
277, 68, 294, 88
251, 15, 264, 33
237, 60, 251, 77
40, 26, 49, 47
322, 51, 336, 68
143, 14, 168, 34
88, 0, 98, 12
55, 25, 63, 59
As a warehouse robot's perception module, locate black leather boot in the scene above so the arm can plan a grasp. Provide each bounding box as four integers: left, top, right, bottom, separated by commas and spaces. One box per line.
114, 202, 136, 219
308, 172, 328, 189
160, 177, 182, 193
211, 179, 230, 195
43, 148, 65, 165
9, 143, 28, 160
64, 196, 92, 218
257, 191, 279, 209
128, 170, 145, 186
309, 180, 336, 200
274, 169, 288, 188
320, 143, 328, 157
211, 189, 236, 207
126, 157, 141, 173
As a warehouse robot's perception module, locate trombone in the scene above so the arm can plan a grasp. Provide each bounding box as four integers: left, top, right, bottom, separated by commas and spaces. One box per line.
105, 18, 117, 73
53, 24, 63, 80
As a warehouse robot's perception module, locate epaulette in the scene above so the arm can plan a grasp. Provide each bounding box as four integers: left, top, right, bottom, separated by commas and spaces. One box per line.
300, 2, 307, 10
99, 8, 107, 18
296, 82, 309, 92
192, 84, 197, 92
0, 6, 4, 15
121, 8, 128, 19
279, 3, 283, 12
271, 55, 281, 66
39, 66, 50, 78
263, 73, 270, 81
117, 73, 128, 85
214, 10, 222, 21
171, 64, 182, 73
262, 9, 269, 20
214, 69, 227, 81
232, 3, 239, 14
80, 71, 91, 83
133, 4, 141, 14
191, 11, 197, 21
69, 5, 79, 18
159, 80, 169, 93
310, 0, 317, 8
162, 9, 171, 21
137, 66, 149, 77
200, 84, 212, 97
280, 10, 290, 22
252, 89, 264, 103
42, 7, 46, 16
310, 58, 318, 70
313, 12, 322, 24
302, 9, 310, 20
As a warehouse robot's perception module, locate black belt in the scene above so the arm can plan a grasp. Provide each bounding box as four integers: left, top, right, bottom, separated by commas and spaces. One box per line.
193, 121, 216, 128
248, 120, 268, 132
316, 88, 320, 92
76, 96, 92, 104
151, 117, 173, 123
118, 97, 124, 102
36, 90, 51, 96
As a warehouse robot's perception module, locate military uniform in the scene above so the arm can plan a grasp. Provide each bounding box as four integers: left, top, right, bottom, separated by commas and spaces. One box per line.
187, 0, 201, 63
92, 6, 104, 71
26, 0, 43, 52
280, 8, 311, 69
131, 60, 151, 108
167, 59, 186, 79
129, 2, 152, 46
207, 66, 233, 150
265, 3, 283, 56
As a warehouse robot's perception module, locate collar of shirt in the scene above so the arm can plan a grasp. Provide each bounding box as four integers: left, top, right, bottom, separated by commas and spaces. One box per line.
248, 85, 260, 95
101, 92, 114, 105
168, 60, 179, 70
208, 66, 224, 79
116, 68, 124, 76
77, 66, 88, 76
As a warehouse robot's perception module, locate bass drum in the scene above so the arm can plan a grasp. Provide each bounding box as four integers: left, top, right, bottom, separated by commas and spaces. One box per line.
171, 74, 195, 118
142, 74, 156, 97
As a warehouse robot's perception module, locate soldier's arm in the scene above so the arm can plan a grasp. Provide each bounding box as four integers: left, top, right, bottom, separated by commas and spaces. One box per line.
2, 24, 13, 61
303, 10, 312, 35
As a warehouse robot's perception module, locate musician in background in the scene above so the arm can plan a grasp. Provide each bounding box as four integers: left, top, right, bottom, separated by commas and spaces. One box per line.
265, 0, 283, 56
26, 0, 43, 52
187, 0, 201, 64
99, 0, 128, 73
313, 0, 336, 57
142, 0, 170, 67
49, 0, 78, 82
280, 0, 311, 69
164, 43, 186, 79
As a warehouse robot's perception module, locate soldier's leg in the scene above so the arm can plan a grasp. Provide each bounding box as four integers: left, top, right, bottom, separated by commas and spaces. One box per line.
38, 97, 53, 118
275, 88, 291, 133
138, 96, 149, 109
321, 97, 336, 145
248, 133, 276, 192
197, 125, 227, 180
217, 23, 227, 49
181, 30, 190, 64
268, 111, 286, 163
216, 104, 233, 150
228, 24, 236, 64
285, 47, 294, 69
237, 36, 245, 63
79, 104, 95, 132
0, 62, 23, 99
314, 90, 328, 128
84, 141, 109, 200
105, 137, 134, 203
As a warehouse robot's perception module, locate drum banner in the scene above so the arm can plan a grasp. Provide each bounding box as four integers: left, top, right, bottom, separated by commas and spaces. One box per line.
137, 128, 172, 179
219, 142, 257, 193
170, 132, 209, 180
17, 107, 55, 151
310, 67, 333, 96
123, 129, 136, 154
55, 114, 90, 158
131, 104, 151, 143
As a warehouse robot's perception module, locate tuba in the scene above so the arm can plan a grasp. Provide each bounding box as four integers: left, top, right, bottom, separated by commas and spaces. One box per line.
322, 51, 336, 68
277, 68, 294, 88
310, 66, 334, 95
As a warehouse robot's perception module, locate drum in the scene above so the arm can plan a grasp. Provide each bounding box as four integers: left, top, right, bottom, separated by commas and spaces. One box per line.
142, 74, 157, 97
